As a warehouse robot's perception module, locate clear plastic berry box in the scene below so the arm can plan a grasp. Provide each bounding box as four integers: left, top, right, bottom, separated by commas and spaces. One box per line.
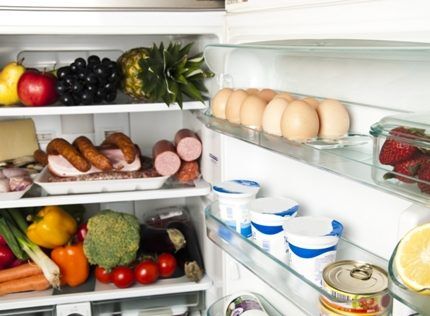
370, 112, 430, 204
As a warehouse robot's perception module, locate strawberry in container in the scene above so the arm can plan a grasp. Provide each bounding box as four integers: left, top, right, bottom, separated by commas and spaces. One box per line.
370, 112, 430, 202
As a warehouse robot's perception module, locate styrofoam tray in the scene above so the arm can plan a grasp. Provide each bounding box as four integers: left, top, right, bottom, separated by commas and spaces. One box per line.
34, 167, 169, 195
0, 183, 33, 201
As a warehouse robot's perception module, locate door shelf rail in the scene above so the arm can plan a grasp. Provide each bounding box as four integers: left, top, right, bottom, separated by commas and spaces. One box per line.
195, 112, 430, 207
206, 202, 428, 315
0, 179, 211, 209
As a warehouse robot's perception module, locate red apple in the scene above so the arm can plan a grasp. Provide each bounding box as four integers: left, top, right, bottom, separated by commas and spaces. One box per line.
18, 70, 58, 106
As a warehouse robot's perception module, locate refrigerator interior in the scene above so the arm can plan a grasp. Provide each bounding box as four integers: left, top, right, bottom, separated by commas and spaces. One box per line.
0, 31, 223, 315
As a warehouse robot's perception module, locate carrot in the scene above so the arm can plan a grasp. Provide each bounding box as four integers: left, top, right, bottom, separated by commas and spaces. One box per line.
0, 273, 50, 296
0, 263, 42, 283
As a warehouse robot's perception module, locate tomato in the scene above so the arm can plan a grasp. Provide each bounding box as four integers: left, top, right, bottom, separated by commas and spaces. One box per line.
157, 253, 177, 278
134, 260, 159, 285
112, 266, 134, 288
95, 266, 112, 284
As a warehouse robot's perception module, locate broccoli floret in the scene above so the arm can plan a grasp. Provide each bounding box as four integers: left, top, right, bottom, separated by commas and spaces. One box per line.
83, 209, 140, 270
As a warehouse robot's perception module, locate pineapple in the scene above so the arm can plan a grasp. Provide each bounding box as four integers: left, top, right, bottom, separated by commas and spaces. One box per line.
118, 42, 213, 107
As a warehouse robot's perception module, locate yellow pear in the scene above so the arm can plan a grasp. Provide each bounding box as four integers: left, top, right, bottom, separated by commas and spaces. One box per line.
0, 61, 25, 106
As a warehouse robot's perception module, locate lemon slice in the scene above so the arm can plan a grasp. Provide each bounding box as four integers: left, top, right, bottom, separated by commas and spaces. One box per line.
395, 223, 430, 294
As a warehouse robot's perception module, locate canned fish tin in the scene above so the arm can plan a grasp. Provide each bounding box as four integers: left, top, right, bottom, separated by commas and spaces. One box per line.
321, 260, 391, 314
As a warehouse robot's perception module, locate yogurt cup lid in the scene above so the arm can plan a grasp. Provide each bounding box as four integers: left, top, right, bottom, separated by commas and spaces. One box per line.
283, 216, 343, 238
213, 179, 260, 198
247, 197, 299, 217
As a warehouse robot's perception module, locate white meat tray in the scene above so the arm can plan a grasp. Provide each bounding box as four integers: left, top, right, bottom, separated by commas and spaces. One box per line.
0, 184, 33, 201
34, 167, 169, 195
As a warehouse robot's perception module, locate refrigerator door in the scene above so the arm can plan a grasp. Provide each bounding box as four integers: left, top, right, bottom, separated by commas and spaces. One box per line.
203, 2, 430, 314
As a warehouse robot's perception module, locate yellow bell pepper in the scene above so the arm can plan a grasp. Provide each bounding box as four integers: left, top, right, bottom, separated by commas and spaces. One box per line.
27, 206, 77, 249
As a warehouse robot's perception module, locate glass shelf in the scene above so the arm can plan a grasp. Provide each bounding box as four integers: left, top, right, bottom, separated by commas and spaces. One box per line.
196, 112, 430, 206
206, 202, 390, 316
0, 179, 211, 209
0, 274, 212, 311
207, 292, 282, 316
0, 99, 208, 117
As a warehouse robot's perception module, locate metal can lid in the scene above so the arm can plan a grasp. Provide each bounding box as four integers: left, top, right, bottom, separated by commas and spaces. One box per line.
323, 260, 388, 295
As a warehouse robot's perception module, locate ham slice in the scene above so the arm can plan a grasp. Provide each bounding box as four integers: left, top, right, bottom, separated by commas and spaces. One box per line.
48, 148, 141, 178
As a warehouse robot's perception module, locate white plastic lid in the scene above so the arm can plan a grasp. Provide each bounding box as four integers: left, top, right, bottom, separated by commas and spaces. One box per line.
212, 179, 260, 198
247, 197, 299, 216
283, 216, 343, 239
171, 305, 188, 315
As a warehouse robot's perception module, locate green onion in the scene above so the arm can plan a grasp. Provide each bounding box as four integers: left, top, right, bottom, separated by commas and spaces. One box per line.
4, 210, 60, 288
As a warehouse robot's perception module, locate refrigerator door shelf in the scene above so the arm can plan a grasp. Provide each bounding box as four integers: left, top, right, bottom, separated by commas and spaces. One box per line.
206, 201, 390, 316
0, 178, 211, 209
196, 112, 430, 207
0, 275, 212, 312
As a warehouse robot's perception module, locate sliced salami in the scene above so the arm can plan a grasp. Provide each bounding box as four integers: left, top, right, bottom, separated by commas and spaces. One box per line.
174, 129, 202, 162
175, 160, 200, 183
153, 140, 181, 176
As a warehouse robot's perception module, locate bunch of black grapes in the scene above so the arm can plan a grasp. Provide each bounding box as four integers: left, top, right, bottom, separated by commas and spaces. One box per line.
56, 55, 121, 106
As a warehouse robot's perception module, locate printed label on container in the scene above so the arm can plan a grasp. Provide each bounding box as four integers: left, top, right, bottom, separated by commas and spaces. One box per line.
289, 243, 337, 285
226, 294, 268, 316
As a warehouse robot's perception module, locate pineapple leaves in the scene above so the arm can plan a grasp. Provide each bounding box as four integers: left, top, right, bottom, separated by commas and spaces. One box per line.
129, 42, 211, 107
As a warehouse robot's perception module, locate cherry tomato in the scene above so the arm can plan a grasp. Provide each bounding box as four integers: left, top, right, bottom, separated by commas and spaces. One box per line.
157, 253, 177, 278
134, 260, 159, 285
112, 266, 134, 288
95, 266, 112, 284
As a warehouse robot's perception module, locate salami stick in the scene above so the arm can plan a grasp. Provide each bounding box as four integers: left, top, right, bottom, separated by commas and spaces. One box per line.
174, 129, 202, 162
153, 140, 181, 176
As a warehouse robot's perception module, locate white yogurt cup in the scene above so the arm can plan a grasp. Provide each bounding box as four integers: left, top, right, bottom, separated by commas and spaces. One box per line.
213, 179, 260, 238
248, 197, 299, 259
283, 216, 343, 286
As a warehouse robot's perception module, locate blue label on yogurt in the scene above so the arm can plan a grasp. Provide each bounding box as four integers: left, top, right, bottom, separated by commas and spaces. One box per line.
232, 179, 260, 187
213, 186, 242, 194
251, 222, 283, 235
288, 242, 338, 259
273, 205, 299, 217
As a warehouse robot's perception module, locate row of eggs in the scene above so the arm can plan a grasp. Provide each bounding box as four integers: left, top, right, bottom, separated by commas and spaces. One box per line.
211, 88, 350, 141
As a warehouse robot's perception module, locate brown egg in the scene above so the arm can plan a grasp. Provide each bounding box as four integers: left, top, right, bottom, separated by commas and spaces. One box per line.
303, 97, 319, 109
211, 88, 233, 119
246, 88, 260, 95
240, 95, 267, 130
275, 92, 295, 103
258, 89, 277, 103
317, 99, 350, 138
226, 89, 248, 124
262, 97, 289, 136
281, 100, 319, 141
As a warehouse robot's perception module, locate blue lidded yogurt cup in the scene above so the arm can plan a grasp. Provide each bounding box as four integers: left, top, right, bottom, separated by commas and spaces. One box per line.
283, 216, 343, 286
248, 197, 299, 259
213, 179, 260, 238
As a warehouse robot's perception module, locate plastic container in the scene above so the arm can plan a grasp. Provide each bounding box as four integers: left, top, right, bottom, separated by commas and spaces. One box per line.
213, 179, 260, 238
34, 167, 169, 195
224, 292, 269, 316
248, 197, 299, 259
283, 216, 343, 286
370, 112, 430, 203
